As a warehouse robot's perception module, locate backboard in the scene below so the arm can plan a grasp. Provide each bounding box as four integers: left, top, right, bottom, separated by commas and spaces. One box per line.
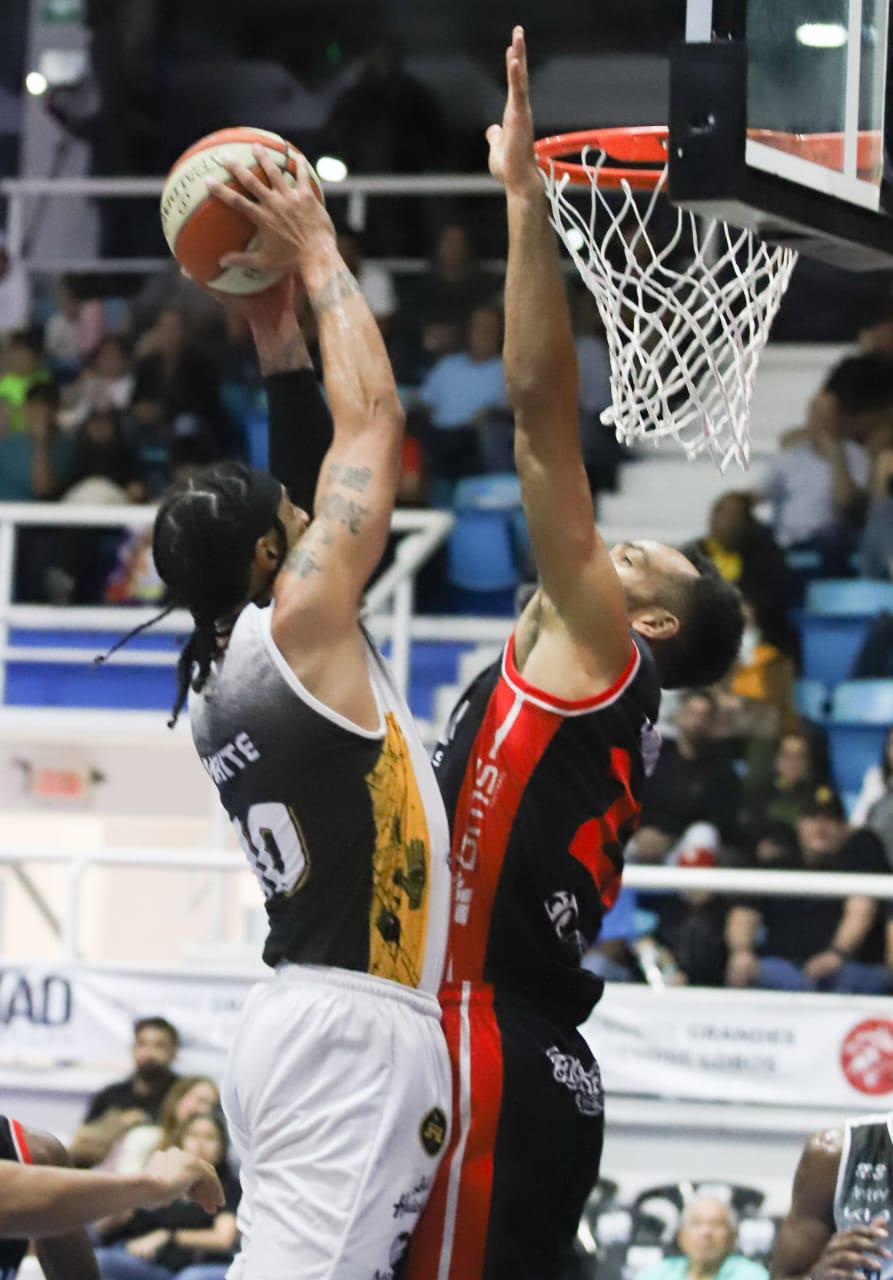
670, 0, 893, 266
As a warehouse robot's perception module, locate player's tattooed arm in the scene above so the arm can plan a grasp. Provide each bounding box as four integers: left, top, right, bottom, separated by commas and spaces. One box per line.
307, 269, 361, 316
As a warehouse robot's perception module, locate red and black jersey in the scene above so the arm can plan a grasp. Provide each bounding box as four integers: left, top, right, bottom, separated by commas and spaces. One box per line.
433, 631, 661, 1026
0, 1116, 31, 1279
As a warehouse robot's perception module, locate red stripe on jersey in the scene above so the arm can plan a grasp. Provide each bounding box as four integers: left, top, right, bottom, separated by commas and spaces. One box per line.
447, 681, 562, 982
503, 633, 640, 713
568, 747, 640, 909
406, 985, 505, 1280
10, 1119, 32, 1164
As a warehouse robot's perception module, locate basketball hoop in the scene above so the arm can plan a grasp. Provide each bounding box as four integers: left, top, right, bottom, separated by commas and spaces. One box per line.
534, 125, 799, 472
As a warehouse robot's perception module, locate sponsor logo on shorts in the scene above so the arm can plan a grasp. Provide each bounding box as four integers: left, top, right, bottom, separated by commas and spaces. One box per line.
545, 1046, 604, 1116
393, 1174, 432, 1219
544, 890, 587, 957
420, 1106, 447, 1156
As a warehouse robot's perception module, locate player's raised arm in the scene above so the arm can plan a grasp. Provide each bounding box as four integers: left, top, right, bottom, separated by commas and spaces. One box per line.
492, 27, 631, 682
210, 148, 403, 634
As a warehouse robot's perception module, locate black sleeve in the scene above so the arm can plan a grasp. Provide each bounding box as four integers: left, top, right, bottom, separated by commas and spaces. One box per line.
845, 829, 889, 874
265, 369, 333, 513
83, 1084, 115, 1123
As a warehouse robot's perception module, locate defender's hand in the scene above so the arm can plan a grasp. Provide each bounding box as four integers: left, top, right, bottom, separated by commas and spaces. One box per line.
812, 1219, 890, 1280
208, 145, 336, 276
486, 26, 541, 196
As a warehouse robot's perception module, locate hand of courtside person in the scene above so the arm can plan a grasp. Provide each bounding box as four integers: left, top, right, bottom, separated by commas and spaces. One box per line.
486, 26, 541, 197
208, 145, 336, 277
811, 1217, 890, 1280
142, 1147, 224, 1214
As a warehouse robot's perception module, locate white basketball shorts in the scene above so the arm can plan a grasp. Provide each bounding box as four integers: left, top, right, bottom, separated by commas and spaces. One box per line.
223, 963, 451, 1280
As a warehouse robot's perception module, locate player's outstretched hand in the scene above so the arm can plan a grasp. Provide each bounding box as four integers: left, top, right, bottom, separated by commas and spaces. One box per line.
142, 1147, 224, 1215
812, 1218, 891, 1280
207, 145, 336, 277
486, 26, 541, 197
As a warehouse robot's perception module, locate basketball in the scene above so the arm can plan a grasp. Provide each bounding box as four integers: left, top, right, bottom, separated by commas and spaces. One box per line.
160, 127, 324, 294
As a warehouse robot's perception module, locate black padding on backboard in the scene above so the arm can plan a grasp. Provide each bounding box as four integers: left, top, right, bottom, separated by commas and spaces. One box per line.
668, 40, 748, 205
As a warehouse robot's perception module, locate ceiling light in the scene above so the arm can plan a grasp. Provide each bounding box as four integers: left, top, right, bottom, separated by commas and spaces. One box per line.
796, 22, 848, 48
316, 155, 348, 183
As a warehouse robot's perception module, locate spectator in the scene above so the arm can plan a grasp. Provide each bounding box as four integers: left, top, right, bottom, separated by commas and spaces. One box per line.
632, 690, 741, 863
851, 727, 893, 867
69, 1018, 180, 1169
724, 602, 796, 737
0, 382, 73, 502
691, 493, 794, 655
336, 225, 397, 333
859, 447, 893, 579
0, 231, 31, 339
44, 274, 105, 377
415, 223, 493, 358
0, 330, 52, 432
759, 355, 893, 574
635, 1195, 768, 1280
740, 730, 817, 837
111, 1077, 221, 1177
131, 308, 234, 472
725, 788, 891, 994
95, 1109, 239, 1280
63, 410, 145, 504
61, 336, 135, 429
572, 288, 627, 496
417, 304, 507, 484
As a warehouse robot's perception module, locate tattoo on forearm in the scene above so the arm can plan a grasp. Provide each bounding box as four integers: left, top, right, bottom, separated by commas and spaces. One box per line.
317, 491, 370, 534
326, 463, 372, 493
308, 269, 360, 316
284, 543, 322, 579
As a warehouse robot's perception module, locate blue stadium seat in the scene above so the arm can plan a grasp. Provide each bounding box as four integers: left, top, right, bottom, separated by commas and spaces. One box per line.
793, 678, 828, 722
453, 473, 522, 511
446, 509, 520, 593
826, 680, 893, 795
798, 580, 893, 686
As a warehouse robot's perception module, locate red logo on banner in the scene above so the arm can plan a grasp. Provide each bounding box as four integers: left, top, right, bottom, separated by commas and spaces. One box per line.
841, 1019, 893, 1095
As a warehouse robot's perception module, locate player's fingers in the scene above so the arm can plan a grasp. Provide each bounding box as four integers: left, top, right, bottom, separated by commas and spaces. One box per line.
832, 1249, 887, 1270
253, 144, 290, 195
222, 158, 269, 203
485, 124, 501, 148
206, 179, 264, 223
513, 25, 529, 91
218, 250, 263, 270
507, 56, 526, 106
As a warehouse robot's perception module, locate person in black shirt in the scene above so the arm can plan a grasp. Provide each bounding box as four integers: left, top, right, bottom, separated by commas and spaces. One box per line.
70, 1018, 180, 1168
635, 689, 741, 859
726, 788, 892, 993
96, 1110, 238, 1279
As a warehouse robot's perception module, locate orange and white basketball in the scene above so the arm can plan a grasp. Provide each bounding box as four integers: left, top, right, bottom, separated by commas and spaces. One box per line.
160, 127, 324, 295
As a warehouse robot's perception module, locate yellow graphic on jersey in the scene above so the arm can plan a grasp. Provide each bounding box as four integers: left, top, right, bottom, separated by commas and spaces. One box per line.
365, 712, 431, 987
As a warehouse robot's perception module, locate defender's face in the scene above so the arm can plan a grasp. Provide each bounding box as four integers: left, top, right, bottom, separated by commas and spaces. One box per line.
610, 540, 698, 611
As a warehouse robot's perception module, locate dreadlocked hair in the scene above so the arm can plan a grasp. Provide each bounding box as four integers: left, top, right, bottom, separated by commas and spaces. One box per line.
152, 462, 284, 727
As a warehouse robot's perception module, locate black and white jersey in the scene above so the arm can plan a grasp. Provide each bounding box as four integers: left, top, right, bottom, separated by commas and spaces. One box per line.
190, 604, 451, 993
835, 1113, 893, 1280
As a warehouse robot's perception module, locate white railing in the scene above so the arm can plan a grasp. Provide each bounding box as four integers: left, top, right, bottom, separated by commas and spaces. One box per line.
0, 501, 454, 703
3, 847, 892, 962
0, 174, 502, 277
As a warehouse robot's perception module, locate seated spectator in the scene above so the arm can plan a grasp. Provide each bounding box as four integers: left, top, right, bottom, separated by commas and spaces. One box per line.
725, 788, 891, 994
63, 410, 145, 504
336, 224, 397, 334
740, 730, 817, 837
112, 1077, 221, 1177
690, 493, 794, 655
44, 274, 105, 378
851, 727, 893, 867
132, 308, 234, 468
417, 304, 507, 485
0, 382, 73, 502
96, 1109, 239, 1280
759, 355, 893, 575
859, 447, 893, 579
631, 690, 741, 864
635, 1194, 768, 1280
415, 222, 493, 358
61, 336, 135, 429
0, 231, 31, 339
69, 1017, 180, 1169
725, 603, 796, 737
0, 330, 52, 432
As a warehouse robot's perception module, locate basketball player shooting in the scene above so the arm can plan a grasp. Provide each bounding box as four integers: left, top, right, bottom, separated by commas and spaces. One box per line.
773, 1114, 891, 1280
146, 156, 452, 1280
406, 27, 744, 1280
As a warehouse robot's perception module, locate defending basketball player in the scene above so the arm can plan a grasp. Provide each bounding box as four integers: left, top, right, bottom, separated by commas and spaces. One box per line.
148, 156, 452, 1279
405, 27, 744, 1280
772, 1115, 892, 1280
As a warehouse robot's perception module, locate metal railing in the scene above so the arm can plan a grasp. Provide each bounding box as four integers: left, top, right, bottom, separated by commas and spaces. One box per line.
0, 501, 454, 704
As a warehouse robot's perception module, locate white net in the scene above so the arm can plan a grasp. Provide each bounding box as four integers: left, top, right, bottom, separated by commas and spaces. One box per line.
541, 150, 798, 471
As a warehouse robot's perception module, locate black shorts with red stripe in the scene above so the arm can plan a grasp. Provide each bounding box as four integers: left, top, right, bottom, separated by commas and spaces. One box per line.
0, 1115, 32, 1280
406, 983, 603, 1280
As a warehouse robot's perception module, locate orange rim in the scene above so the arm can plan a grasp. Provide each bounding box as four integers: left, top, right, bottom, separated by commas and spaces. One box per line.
535, 126, 668, 189
534, 125, 883, 189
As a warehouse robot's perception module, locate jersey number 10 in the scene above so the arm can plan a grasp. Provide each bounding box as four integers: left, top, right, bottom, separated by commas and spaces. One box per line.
233, 801, 310, 900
